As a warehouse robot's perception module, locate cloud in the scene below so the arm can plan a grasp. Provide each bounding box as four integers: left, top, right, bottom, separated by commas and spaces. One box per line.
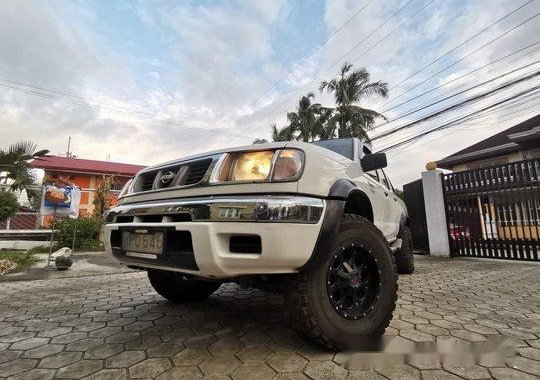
0, 0, 538, 188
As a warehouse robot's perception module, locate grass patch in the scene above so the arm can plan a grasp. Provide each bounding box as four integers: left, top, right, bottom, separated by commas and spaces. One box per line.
0, 250, 38, 274
26, 245, 51, 254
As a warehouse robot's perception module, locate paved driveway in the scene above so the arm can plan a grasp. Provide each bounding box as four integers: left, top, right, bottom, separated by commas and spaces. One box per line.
1, 256, 538, 380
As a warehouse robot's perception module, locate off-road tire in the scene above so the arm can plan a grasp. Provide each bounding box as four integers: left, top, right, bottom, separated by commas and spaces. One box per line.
394, 227, 414, 274
148, 269, 221, 303
287, 214, 398, 351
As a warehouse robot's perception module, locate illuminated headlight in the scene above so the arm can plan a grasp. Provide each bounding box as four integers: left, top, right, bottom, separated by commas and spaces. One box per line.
118, 179, 133, 198
211, 149, 304, 183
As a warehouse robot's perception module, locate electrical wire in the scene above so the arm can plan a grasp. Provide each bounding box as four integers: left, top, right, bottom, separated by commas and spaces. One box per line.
376, 86, 539, 152
378, 10, 540, 109
246, 0, 378, 108
242, 0, 431, 131
372, 61, 539, 130
380, 41, 540, 114
371, 71, 540, 141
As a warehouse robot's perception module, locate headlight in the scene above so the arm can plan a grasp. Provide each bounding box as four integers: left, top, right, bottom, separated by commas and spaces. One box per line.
232, 151, 274, 181
118, 179, 133, 198
211, 149, 304, 183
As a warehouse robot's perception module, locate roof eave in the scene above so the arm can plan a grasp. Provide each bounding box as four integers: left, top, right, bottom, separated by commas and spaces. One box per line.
436, 142, 521, 169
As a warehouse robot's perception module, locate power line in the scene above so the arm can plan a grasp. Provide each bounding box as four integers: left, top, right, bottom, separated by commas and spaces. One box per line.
243, 0, 433, 132
246, 0, 377, 108
373, 86, 540, 148
383, 0, 535, 96
385, 95, 540, 155
371, 71, 540, 141
376, 87, 539, 152
387, 106, 539, 158
378, 10, 540, 109
380, 41, 540, 114
0, 81, 248, 140
372, 61, 539, 129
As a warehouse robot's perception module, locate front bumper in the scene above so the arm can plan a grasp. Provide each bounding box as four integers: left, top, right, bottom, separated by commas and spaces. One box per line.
103, 195, 325, 279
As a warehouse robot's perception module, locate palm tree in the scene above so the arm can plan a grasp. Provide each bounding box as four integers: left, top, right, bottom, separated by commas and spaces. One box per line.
271, 124, 295, 142
0, 141, 49, 190
286, 93, 326, 142
320, 63, 388, 141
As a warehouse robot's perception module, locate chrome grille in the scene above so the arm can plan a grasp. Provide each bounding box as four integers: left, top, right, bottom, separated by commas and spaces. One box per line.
140, 172, 157, 191
182, 158, 213, 185
135, 157, 213, 192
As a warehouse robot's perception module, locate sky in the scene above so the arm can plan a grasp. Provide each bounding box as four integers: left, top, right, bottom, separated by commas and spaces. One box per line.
0, 0, 539, 187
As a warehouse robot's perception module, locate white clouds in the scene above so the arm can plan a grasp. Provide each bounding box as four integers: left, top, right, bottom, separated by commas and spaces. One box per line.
0, 0, 538, 188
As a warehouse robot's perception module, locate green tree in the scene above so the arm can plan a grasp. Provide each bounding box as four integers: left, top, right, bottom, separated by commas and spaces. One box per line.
0, 190, 19, 222
320, 63, 388, 142
286, 93, 326, 142
271, 124, 295, 142
0, 141, 49, 191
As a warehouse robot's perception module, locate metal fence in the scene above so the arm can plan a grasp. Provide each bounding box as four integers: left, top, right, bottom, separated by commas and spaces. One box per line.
0, 212, 45, 230
442, 159, 539, 261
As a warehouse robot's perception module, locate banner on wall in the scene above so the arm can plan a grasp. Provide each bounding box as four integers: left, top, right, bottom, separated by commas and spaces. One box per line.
41, 185, 81, 218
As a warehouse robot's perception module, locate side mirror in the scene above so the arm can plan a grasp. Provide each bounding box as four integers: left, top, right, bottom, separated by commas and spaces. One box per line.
361, 153, 387, 172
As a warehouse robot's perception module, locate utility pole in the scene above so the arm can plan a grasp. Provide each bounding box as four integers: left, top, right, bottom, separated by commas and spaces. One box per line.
66, 136, 72, 158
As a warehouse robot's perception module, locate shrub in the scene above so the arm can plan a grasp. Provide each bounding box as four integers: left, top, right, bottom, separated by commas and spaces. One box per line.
0, 191, 19, 221
0, 251, 37, 274
54, 216, 104, 251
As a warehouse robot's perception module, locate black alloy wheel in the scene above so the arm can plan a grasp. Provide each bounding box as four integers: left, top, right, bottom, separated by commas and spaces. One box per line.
327, 243, 380, 320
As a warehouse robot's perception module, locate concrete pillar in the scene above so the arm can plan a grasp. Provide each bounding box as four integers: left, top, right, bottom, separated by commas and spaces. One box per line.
421, 169, 450, 257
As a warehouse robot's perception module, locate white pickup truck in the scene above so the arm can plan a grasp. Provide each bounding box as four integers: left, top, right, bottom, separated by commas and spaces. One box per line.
103, 137, 413, 350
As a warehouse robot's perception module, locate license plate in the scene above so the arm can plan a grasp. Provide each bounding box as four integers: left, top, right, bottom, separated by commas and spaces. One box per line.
121, 230, 164, 255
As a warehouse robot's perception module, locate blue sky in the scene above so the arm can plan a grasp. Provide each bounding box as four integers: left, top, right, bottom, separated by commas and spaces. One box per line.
0, 0, 538, 186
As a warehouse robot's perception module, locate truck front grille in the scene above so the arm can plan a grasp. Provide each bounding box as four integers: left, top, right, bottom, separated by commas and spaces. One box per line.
183, 158, 213, 185
134, 157, 213, 192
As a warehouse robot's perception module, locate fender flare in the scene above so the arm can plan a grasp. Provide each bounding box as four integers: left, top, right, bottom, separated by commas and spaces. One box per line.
328, 179, 357, 199
299, 179, 373, 271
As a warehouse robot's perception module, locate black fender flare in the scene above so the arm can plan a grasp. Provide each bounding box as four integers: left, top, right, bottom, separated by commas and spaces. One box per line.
299, 179, 373, 271
328, 179, 357, 199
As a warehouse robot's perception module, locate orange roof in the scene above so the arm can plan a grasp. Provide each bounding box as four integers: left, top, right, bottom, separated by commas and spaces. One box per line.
32, 156, 145, 177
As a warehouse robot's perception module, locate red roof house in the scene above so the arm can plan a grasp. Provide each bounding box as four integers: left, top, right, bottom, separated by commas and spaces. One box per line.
32, 156, 145, 216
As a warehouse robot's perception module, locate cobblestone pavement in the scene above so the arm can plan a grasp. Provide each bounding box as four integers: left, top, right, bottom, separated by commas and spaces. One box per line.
1, 256, 539, 380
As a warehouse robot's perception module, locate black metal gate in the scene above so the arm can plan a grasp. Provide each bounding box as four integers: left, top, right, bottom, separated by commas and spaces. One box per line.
403, 179, 430, 253
442, 159, 539, 261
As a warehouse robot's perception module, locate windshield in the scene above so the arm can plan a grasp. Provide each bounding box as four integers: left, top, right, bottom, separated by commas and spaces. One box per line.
311, 139, 354, 160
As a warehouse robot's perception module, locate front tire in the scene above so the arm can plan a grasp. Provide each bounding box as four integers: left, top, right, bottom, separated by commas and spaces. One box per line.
148, 270, 221, 303
287, 214, 397, 351
394, 227, 414, 274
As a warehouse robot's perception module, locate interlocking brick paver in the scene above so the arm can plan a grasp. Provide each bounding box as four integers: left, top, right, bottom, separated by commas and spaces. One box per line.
83, 368, 129, 380
199, 355, 241, 375
506, 355, 540, 376
0, 256, 537, 379
55, 359, 103, 378
232, 363, 276, 380
84, 343, 124, 359
0, 358, 38, 377
6, 368, 55, 380
22, 343, 64, 358
128, 358, 173, 378
268, 353, 309, 372
237, 345, 273, 363
155, 366, 203, 380
38, 351, 82, 368
490, 367, 539, 380
172, 347, 211, 366
105, 350, 146, 368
